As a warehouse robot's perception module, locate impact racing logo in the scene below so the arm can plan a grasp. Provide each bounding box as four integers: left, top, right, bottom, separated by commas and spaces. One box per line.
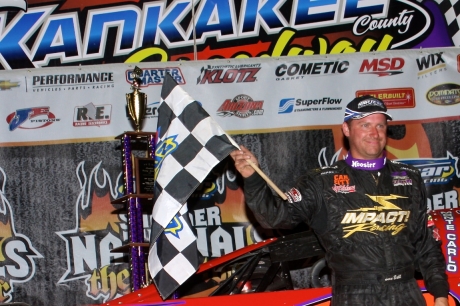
217, 94, 264, 118
126, 68, 185, 86
6, 106, 59, 131
0, 167, 42, 303
57, 162, 134, 302
196, 64, 260, 84
74, 103, 111, 127
359, 57, 405, 77
278, 97, 342, 114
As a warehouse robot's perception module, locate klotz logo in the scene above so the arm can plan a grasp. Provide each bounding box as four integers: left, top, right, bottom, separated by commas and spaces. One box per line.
416, 52, 446, 79
217, 94, 264, 118
57, 162, 140, 302
359, 58, 405, 77
74, 103, 112, 127
0, 167, 42, 303
6, 107, 59, 131
196, 64, 260, 84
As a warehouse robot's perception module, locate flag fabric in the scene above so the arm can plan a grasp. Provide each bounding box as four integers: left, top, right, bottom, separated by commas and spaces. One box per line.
148, 73, 239, 299
435, 0, 460, 45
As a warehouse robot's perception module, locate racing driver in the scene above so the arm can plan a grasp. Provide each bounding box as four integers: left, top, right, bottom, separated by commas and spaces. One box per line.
230, 95, 449, 305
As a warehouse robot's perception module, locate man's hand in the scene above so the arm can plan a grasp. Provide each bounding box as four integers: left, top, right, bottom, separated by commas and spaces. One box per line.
435, 297, 449, 306
230, 145, 258, 178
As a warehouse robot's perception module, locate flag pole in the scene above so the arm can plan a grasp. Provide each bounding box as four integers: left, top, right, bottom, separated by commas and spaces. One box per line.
245, 159, 288, 200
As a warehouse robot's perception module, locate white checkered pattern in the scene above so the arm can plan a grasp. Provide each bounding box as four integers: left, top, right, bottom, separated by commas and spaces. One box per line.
436, 0, 460, 45
148, 73, 239, 299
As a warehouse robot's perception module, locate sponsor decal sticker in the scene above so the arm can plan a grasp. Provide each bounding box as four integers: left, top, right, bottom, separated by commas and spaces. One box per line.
31, 72, 115, 91
6, 107, 59, 131
426, 83, 460, 105
217, 94, 264, 118
73, 103, 112, 127
275, 61, 349, 81
286, 187, 302, 203
356, 88, 415, 108
416, 52, 447, 79
126, 68, 185, 86
197, 64, 260, 84
279, 97, 343, 114
440, 211, 458, 272
359, 57, 405, 77
332, 174, 356, 193
391, 171, 413, 186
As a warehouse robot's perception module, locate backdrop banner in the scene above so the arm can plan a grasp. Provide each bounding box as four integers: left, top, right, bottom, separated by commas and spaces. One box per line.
0, 47, 459, 304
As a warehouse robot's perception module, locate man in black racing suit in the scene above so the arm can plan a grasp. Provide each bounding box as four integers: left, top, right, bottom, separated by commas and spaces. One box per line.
230, 96, 449, 306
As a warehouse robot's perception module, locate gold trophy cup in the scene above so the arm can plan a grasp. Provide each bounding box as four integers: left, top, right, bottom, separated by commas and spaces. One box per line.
126, 66, 147, 132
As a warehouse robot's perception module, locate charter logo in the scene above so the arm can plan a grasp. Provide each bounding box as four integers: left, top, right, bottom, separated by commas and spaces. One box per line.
57, 162, 137, 302
0, 167, 42, 303
6, 107, 59, 131
416, 52, 447, 78
74, 103, 111, 127
126, 68, 185, 86
217, 94, 264, 118
359, 58, 404, 77
197, 64, 260, 84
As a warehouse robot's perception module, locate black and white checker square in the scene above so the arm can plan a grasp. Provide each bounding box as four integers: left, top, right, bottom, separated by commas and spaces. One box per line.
436, 0, 460, 46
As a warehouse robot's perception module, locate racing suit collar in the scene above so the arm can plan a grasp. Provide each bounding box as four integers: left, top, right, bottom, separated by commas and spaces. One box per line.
344, 151, 387, 171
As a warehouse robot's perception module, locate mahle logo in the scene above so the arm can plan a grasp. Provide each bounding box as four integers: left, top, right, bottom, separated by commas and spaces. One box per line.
57, 162, 142, 302
0, 167, 42, 303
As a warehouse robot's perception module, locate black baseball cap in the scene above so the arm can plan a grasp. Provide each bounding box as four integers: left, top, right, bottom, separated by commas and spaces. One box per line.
344, 95, 393, 122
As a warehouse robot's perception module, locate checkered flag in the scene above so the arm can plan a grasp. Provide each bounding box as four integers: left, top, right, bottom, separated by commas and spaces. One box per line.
148, 73, 239, 299
435, 0, 460, 45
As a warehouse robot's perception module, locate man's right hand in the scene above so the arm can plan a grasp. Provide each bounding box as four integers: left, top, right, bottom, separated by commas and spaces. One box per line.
230, 145, 258, 178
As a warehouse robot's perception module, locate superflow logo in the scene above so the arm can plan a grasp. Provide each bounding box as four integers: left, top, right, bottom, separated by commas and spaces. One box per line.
279, 97, 343, 114
217, 94, 264, 118
359, 58, 405, 77
57, 162, 141, 302
126, 68, 185, 86
6, 107, 59, 131
416, 52, 447, 79
196, 64, 260, 84
73, 103, 112, 127
0, 167, 42, 303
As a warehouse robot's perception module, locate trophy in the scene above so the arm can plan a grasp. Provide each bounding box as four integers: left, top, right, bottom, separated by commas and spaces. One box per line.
126, 66, 147, 132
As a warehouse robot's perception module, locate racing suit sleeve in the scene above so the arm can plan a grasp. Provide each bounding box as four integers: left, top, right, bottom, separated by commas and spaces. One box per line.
242, 171, 317, 229
414, 181, 449, 298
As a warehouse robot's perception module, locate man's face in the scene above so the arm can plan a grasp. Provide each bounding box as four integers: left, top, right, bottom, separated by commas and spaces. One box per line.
342, 113, 388, 159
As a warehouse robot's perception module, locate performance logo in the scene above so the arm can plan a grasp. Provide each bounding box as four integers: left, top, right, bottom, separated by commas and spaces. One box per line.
332, 174, 356, 194
397, 152, 460, 185
217, 94, 264, 118
0, 167, 42, 303
275, 61, 349, 81
359, 58, 405, 77
6, 106, 59, 131
126, 68, 185, 87
341, 194, 410, 238
31, 72, 115, 91
391, 171, 412, 186
196, 64, 260, 84
416, 52, 447, 79
57, 162, 135, 302
426, 83, 460, 105
73, 103, 112, 127
356, 88, 415, 108
0, 80, 20, 91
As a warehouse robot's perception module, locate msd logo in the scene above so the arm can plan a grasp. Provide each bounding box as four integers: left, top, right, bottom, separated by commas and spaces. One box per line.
359, 58, 404, 76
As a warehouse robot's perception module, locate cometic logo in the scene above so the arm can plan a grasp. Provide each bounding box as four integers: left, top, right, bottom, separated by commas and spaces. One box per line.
126, 68, 185, 86
73, 103, 112, 127
275, 61, 349, 81
359, 58, 404, 76
197, 65, 260, 84
6, 107, 59, 131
